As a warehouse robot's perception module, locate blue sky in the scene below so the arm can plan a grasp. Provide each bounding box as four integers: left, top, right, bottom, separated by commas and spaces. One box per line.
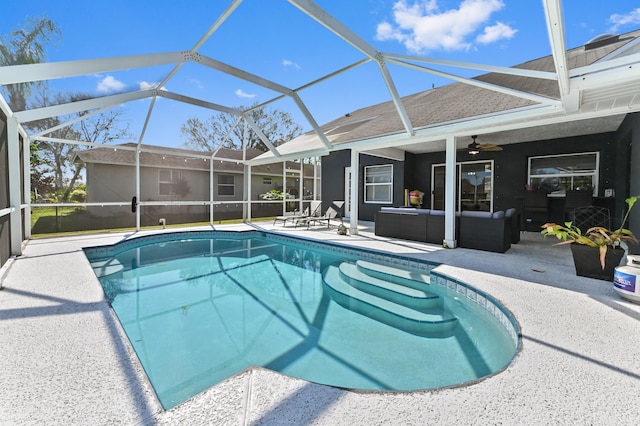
2, 0, 640, 148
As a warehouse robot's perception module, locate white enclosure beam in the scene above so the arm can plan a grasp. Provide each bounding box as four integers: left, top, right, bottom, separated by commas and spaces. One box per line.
288, 0, 378, 58
0, 52, 185, 85
570, 52, 640, 77
242, 115, 281, 157
443, 135, 457, 249
14, 90, 155, 123
288, 0, 413, 136
377, 54, 415, 136
157, 0, 244, 89
32, 105, 116, 137
190, 0, 244, 53
195, 53, 332, 149
158, 90, 240, 115
290, 93, 332, 149
384, 53, 558, 80
543, 0, 570, 97
137, 96, 158, 146
197, 54, 291, 95
386, 58, 562, 107
31, 137, 106, 148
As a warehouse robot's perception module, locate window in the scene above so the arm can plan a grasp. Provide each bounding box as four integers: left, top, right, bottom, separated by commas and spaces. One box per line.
218, 174, 235, 196
364, 165, 392, 203
528, 152, 598, 194
159, 170, 182, 196
263, 177, 272, 185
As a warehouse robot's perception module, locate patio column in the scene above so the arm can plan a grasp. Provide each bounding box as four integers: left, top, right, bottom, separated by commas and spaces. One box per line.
135, 149, 141, 231
443, 135, 457, 248
349, 148, 359, 235
209, 155, 214, 225
7, 116, 22, 255
246, 164, 252, 222
313, 156, 318, 201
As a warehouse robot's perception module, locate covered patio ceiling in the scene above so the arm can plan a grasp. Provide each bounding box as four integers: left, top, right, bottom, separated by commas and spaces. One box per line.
1, 0, 640, 164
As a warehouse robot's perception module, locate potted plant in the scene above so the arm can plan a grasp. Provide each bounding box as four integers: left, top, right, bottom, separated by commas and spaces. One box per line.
541, 194, 640, 281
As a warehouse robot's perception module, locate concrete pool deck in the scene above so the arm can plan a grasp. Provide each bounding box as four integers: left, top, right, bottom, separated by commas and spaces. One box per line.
1, 221, 639, 425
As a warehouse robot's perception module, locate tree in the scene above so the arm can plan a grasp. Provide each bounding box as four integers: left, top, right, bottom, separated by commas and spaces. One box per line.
26, 91, 131, 202
181, 103, 303, 152
30, 140, 55, 202
0, 15, 60, 112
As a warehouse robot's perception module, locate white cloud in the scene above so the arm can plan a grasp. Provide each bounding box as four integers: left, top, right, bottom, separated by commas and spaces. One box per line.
609, 8, 640, 33
189, 78, 204, 89
97, 75, 125, 93
375, 0, 514, 54
476, 21, 517, 44
235, 89, 256, 99
139, 81, 160, 90
282, 59, 300, 70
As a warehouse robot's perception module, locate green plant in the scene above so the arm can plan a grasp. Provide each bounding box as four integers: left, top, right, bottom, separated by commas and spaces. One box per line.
541, 194, 640, 269
259, 189, 289, 200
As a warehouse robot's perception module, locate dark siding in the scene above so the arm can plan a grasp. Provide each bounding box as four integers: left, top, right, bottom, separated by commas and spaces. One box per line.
321, 150, 405, 221
412, 132, 622, 216
322, 127, 635, 226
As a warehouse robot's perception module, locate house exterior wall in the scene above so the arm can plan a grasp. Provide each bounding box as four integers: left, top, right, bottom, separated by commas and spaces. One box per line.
322, 150, 405, 221
83, 162, 320, 223
617, 112, 640, 254
323, 126, 635, 227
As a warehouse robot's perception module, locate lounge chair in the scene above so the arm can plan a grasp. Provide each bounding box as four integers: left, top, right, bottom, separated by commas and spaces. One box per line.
273, 201, 321, 227
304, 201, 344, 229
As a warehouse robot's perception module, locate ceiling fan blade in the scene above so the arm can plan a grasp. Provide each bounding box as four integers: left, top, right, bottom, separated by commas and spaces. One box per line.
478, 143, 503, 151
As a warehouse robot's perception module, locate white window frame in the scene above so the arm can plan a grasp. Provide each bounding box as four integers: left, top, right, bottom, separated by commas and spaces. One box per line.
528, 152, 599, 194
431, 160, 494, 211
158, 169, 182, 196
217, 174, 235, 197
364, 164, 393, 204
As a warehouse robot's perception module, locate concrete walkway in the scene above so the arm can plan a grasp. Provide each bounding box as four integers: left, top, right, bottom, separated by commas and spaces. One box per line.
1, 221, 639, 425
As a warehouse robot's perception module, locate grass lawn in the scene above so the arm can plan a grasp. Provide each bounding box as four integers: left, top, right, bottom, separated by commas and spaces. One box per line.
29, 205, 263, 238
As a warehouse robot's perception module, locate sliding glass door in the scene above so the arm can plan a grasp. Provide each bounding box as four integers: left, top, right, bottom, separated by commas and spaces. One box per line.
432, 160, 494, 212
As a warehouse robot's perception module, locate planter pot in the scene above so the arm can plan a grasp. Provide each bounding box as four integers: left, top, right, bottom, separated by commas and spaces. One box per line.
570, 244, 625, 281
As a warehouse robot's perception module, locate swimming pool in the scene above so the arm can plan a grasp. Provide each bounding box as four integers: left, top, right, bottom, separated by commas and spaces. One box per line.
84, 230, 520, 410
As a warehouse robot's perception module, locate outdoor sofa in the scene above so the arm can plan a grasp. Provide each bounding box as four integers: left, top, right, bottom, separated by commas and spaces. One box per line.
375, 207, 519, 253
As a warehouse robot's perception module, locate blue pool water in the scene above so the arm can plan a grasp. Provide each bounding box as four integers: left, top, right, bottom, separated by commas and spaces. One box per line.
85, 231, 519, 410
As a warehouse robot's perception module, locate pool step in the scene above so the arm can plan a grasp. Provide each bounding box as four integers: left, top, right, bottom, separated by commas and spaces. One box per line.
338, 262, 441, 311
323, 264, 457, 336
356, 260, 431, 290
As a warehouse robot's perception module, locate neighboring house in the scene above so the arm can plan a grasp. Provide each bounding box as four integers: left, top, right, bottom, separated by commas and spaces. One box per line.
253, 30, 640, 242
75, 143, 320, 225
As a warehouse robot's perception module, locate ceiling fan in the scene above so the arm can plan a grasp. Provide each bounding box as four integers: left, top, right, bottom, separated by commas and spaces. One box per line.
467, 135, 503, 155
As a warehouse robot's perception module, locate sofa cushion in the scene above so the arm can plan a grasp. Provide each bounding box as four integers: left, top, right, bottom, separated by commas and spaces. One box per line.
492, 211, 505, 219
380, 207, 429, 214
461, 210, 493, 218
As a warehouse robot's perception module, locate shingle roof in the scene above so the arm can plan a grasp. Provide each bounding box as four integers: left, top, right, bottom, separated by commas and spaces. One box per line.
259, 29, 640, 157
75, 143, 263, 172
74, 143, 318, 176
